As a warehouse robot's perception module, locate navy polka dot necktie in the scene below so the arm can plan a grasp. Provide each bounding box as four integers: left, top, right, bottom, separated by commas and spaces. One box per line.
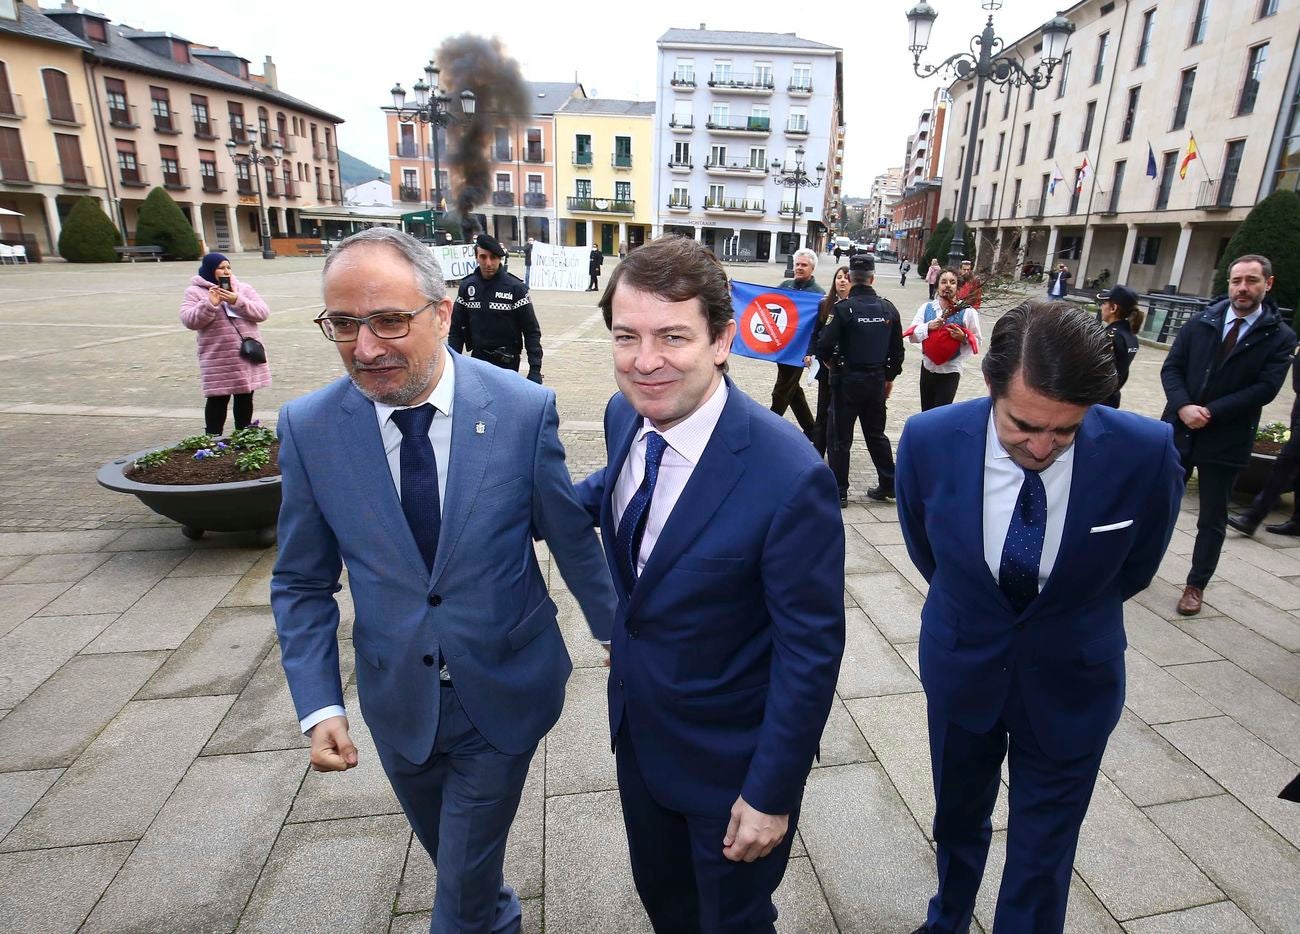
390, 404, 441, 573
999, 467, 1047, 613
615, 432, 667, 590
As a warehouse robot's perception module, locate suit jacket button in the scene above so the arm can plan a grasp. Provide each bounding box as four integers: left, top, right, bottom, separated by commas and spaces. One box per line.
422, 654, 435, 666
428, 594, 442, 607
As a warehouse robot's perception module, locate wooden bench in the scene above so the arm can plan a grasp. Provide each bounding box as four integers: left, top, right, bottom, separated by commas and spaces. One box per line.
114, 245, 164, 263
295, 242, 330, 256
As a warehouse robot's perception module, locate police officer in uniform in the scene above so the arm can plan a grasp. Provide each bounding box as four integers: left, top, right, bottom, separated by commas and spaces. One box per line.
1098, 284, 1143, 409
450, 233, 543, 382
819, 253, 904, 507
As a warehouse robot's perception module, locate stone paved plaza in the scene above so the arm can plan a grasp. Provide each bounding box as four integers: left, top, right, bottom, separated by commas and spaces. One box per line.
0, 255, 1297, 933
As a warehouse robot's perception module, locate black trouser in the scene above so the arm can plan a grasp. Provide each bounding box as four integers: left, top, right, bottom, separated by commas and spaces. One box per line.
830, 369, 895, 495
928, 283, 938, 301
919, 368, 961, 412
588, 273, 600, 290
770, 363, 815, 436
1241, 436, 1300, 523
1183, 455, 1242, 590
204, 393, 253, 436
811, 375, 831, 457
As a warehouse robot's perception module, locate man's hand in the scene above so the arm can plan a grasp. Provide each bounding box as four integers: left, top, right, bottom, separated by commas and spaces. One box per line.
722, 796, 788, 863
946, 324, 966, 342
803, 355, 812, 367
601, 643, 611, 667
884, 381, 894, 399
309, 715, 358, 772
926, 318, 944, 332
1178, 404, 1212, 430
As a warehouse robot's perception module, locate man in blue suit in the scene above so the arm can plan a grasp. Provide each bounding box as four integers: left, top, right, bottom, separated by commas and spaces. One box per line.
272, 227, 615, 934
896, 301, 1184, 933
576, 236, 846, 933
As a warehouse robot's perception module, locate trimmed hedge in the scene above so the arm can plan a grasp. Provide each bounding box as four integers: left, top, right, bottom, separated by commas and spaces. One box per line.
135, 187, 201, 260
57, 197, 122, 263
1212, 189, 1300, 317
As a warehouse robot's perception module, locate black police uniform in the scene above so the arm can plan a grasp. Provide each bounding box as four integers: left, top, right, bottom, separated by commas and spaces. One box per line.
1103, 318, 1138, 409
449, 266, 543, 381
819, 267, 904, 503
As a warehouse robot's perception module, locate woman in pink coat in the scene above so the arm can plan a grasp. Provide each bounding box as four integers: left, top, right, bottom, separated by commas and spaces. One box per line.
180, 252, 271, 435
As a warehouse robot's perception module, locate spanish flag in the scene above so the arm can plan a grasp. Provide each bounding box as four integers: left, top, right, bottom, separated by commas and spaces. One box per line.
1179, 134, 1198, 180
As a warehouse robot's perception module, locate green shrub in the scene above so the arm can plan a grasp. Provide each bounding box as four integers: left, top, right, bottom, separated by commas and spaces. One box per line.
57, 196, 121, 263
134, 187, 201, 260
1212, 189, 1300, 317
921, 217, 973, 269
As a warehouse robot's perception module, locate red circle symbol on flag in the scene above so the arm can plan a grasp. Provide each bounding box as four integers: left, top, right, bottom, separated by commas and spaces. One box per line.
739, 293, 800, 355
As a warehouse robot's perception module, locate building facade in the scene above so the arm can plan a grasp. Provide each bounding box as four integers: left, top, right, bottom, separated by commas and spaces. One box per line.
943, 0, 1300, 295
652, 27, 843, 264
865, 167, 903, 239
554, 98, 655, 253
892, 90, 948, 260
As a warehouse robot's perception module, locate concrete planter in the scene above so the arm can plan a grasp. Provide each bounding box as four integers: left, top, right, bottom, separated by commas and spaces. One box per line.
97, 445, 280, 544
1233, 450, 1281, 500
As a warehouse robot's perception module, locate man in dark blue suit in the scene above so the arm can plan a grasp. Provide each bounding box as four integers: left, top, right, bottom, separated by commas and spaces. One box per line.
896, 301, 1184, 933
576, 236, 846, 933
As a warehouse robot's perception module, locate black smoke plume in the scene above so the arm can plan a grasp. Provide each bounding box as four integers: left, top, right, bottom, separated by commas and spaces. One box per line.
436, 35, 530, 240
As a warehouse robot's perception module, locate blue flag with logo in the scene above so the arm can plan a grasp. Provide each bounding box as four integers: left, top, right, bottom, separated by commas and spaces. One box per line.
729, 281, 822, 367
1146, 144, 1158, 179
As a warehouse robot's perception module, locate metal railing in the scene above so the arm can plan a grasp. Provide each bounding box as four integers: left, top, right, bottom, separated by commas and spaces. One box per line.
492, 190, 515, 206
228, 123, 251, 144
236, 177, 254, 195
162, 167, 189, 190
282, 178, 299, 199
704, 159, 767, 174
119, 163, 149, 187
1026, 198, 1044, 218
523, 148, 545, 163
46, 98, 83, 125
395, 141, 421, 158
972, 203, 989, 221
669, 116, 694, 130
524, 192, 547, 208
705, 197, 765, 212
612, 153, 633, 169
494, 146, 512, 162
0, 92, 23, 118
706, 116, 770, 132
566, 196, 634, 214
708, 72, 775, 91
0, 159, 36, 184
193, 116, 219, 140
1196, 178, 1234, 211
329, 184, 342, 201
276, 132, 297, 154
153, 110, 181, 134
670, 72, 696, 88
572, 151, 593, 166
667, 195, 691, 209
60, 163, 94, 188
313, 140, 326, 160
399, 186, 422, 202
327, 145, 338, 163
109, 103, 138, 128
667, 158, 693, 170
200, 169, 225, 193
778, 202, 803, 216
317, 181, 328, 200
785, 120, 809, 135
788, 80, 813, 93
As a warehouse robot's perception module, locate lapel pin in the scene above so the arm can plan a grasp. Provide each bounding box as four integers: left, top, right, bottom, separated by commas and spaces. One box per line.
475, 421, 486, 435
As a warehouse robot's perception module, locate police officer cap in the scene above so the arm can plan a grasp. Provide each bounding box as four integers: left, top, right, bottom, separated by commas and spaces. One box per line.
849, 253, 874, 273
1097, 284, 1138, 310
475, 233, 506, 258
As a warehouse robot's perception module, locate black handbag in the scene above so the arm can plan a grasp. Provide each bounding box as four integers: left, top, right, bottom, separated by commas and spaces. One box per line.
224, 309, 267, 364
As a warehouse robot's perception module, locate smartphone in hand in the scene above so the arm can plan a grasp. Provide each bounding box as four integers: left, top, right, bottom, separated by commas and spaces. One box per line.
217, 275, 232, 291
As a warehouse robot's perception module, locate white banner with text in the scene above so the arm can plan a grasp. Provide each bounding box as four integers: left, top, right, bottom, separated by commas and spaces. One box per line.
528, 242, 588, 292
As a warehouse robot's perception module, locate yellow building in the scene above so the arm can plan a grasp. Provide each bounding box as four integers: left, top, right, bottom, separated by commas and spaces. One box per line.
554, 99, 655, 254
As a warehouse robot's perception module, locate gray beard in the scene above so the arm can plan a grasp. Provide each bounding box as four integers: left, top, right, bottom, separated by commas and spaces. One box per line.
348, 351, 439, 407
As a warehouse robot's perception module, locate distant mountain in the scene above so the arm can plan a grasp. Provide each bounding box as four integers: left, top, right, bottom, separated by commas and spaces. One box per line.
339, 150, 389, 189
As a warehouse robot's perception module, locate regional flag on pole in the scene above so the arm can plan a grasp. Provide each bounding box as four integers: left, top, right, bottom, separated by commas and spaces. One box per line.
1146, 144, 1158, 179
729, 281, 821, 367
1179, 134, 1199, 180
1049, 163, 1065, 195
1076, 155, 1091, 193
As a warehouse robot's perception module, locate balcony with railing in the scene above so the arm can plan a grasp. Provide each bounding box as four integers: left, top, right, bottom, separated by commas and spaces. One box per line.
707, 72, 775, 94
282, 178, 299, 199
777, 201, 804, 216
612, 153, 633, 170
1, 159, 35, 185
193, 115, 219, 140
704, 197, 765, 214
669, 116, 694, 132
523, 147, 545, 164
395, 141, 421, 158
316, 180, 328, 200
1026, 197, 1044, 218
46, 98, 84, 126
0, 92, 23, 119
493, 145, 512, 163
788, 80, 814, 96
399, 185, 422, 203
200, 169, 225, 193
492, 190, 515, 206
667, 194, 691, 211
229, 122, 251, 144
153, 110, 181, 134
1196, 178, 1234, 211
971, 203, 989, 221
1097, 189, 1118, 216
668, 158, 693, 173
276, 132, 297, 154
327, 145, 338, 163
784, 120, 809, 138
162, 166, 189, 190
60, 162, 95, 188
567, 196, 634, 214
119, 162, 148, 188
572, 150, 593, 166
108, 103, 139, 129
706, 116, 770, 136
524, 192, 547, 208
670, 71, 696, 89
313, 140, 326, 160
330, 184, 342, 201
704, 158, 767, 177
236, 175, 254, 195
263, 177, 283, 198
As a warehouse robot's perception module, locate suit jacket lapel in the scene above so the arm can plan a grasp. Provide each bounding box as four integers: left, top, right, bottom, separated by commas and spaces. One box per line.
602, 407, 641, 603
1036, 408, 1109, 608
956, 398, 1016, 613
430, 355, 495, 587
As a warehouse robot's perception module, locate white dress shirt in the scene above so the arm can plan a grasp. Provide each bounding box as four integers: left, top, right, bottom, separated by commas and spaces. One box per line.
907, 302, 983, 375
1222, 305, 1263, 342
613, 378, 728, 576
982, 408, 1073, 593
299, 353, 457, 735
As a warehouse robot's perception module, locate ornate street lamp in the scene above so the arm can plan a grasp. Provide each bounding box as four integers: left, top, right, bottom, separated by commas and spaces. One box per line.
770, 145, 825, 278
225, 136, 284, 259
390, 60, 476, 239
906, 1, 1074, 265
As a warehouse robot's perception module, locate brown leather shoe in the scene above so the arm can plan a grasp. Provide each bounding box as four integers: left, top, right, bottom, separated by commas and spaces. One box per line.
1177, 585, 1204, 616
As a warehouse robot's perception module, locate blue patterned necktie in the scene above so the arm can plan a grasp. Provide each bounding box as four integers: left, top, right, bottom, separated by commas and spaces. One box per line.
999, 467, 1047, 613
390, 404, 441, 573
615, 431, 667, 589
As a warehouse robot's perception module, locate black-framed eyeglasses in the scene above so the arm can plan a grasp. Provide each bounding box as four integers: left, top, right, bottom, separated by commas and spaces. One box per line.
314, 301, 435, 342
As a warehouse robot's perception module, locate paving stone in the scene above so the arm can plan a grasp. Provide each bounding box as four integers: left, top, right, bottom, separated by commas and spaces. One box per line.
1221, 535, 1300, 577
1146, 794, 1300, 934
1100, 710, 1221, 808
896, 641, 921, 679
853, 522, 906, 546
774, 856, 838, 933
1176, 617, 1300, 703
837, 607, 922, 699
100, 527, 203, 552
1181, 581, 1300, 651
1168, 661, 1300, 763
0, 551, 110, 583
37, 549, 188, 616
1122, 602, 1221, 667
0, 613, 117, 707
1156, 716, 1300, 847
0, 556, 29, 577
799, 762, 938, 933
846, 693, 1008, 840
167, 546, 265, 578
1212, 553, 1300, 610
874, 543, 929, 596
137, 605, 277, 699
81, 749, 305, 934
816, 696, 875, 769
545, 789, 653, 934
843, 527, 891, 575
219, 546, 276, 607
0, 768, 61, 840
390, 897, 544, 934
82, 574, 240, 653
0, 842, 133, 933
845, 572, 924, 644
1132, 577, 1211, 623
1164, 528, 1197, 556
974, 830, 1122, 933
0, 651, 167, 771
556, 587, 608, 670
240, 814, 410, 934
0, 582, 71, 638
0, 530, 122, 556
1, 694, 234, 850
1073, 776, 1221, 921
1121, 900, 1264, 933
1122, 649, 1221, 726
546, 667, 617, 796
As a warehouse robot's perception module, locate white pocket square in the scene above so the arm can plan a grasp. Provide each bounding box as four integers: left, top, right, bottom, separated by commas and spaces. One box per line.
1090, 520, 1134, 533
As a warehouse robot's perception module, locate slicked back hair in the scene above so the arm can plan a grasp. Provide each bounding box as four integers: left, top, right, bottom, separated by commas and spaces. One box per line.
1231, 253, 1273, 280
323, 227, 447, 304
983, 299, 1118, 405
599, 236, 733, 343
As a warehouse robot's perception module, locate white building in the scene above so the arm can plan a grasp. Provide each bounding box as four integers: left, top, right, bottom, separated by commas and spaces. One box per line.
866, 167, 903, 235
344, 178, 391, 207
652, 27, 843, 264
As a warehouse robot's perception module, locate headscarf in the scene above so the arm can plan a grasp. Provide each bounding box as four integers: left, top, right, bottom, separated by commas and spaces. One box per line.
198, 252, 228, 284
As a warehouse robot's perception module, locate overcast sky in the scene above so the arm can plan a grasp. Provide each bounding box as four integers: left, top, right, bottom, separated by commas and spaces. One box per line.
89, 0, 1061, 195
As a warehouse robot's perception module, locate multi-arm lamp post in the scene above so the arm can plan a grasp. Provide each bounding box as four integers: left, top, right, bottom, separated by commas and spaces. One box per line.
390, 60, 476, 238
770, 145, 825, 278
225, 137, 283, 260
906, 1, 1074, 266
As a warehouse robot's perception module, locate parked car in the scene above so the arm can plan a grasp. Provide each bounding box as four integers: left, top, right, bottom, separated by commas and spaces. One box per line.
876, 249, 899, 264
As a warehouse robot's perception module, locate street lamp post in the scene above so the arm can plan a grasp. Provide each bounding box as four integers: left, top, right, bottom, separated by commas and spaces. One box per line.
225, 137, 284, 260
770, 145, 825, 278
905, 1, 1074, 267
390, 61, 476, 240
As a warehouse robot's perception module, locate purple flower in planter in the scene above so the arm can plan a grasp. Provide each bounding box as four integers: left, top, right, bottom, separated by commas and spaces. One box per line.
216, 442, 229, 450
251, 419, 261, 427
193, 449, 211, 461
